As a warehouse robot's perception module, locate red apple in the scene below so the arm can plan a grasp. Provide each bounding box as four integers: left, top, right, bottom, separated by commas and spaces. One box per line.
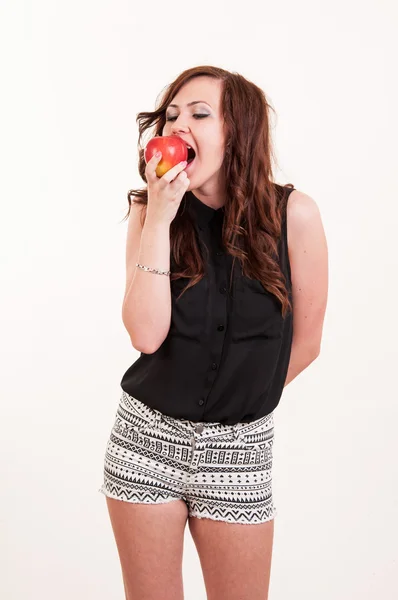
144, 136, 188, 178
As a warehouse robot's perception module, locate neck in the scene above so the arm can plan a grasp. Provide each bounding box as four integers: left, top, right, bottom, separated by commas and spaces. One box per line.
191, 181, 226, 210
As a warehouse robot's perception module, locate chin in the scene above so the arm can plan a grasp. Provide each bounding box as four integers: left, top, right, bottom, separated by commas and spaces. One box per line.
188, 171, 214, 189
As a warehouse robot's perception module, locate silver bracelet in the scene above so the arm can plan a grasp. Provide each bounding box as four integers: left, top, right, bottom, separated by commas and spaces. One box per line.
136, 263, 171, 276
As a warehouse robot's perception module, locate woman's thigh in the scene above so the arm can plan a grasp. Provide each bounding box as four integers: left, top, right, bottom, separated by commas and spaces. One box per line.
106, 496, 189, 600
189, 515, 275, 600
184, 410, 277, 599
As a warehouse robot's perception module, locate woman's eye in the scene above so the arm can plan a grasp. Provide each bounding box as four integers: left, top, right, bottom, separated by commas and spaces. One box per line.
166, 114, 209, 122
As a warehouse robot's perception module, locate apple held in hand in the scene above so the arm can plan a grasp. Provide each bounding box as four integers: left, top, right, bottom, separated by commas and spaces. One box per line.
144, 136, 188, 178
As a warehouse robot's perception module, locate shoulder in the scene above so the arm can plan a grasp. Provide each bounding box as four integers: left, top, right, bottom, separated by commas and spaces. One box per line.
285, 188, 324, 243
285, 188, 328, 275
286, 189, 320, 226
274, 184, 319, 225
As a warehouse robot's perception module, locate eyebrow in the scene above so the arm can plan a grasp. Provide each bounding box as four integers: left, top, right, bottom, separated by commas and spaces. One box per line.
167, 101, 212, 109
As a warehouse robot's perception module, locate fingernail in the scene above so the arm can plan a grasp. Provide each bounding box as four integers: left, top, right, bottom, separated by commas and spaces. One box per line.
181, 161, 187, 167
155, 151, 162, 158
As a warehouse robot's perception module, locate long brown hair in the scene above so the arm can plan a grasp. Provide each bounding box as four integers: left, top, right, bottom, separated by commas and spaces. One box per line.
124, 65, 294, 318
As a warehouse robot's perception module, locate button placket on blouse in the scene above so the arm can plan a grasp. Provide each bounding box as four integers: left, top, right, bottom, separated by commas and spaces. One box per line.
192, 198, 231, 419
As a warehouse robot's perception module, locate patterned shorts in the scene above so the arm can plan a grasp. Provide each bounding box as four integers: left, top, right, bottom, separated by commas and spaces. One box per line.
98, 390, 277, 525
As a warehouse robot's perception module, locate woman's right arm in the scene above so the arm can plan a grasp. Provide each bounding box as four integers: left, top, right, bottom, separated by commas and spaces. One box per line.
122, 206, 172, 354
121, 152, 189, 354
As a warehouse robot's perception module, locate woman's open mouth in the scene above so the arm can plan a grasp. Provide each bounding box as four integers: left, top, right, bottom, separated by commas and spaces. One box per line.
186, 145, 196, 169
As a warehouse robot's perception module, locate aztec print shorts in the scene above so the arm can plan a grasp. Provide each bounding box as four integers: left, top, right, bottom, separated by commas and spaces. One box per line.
98, 390, 277, 525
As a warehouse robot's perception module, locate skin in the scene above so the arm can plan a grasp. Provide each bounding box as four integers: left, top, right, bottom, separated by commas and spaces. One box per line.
110, 76, 329, 599
285, 189, 329, 385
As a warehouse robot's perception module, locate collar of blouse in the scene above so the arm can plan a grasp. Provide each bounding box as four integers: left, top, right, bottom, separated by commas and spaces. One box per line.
186, 191, 225, 230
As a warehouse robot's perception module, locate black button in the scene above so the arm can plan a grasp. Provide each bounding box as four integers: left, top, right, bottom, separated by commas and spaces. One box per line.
220, 286, 227, 294
216, 251, 223, 256
217, 325, 224, 331
198, 399, 204, 406
211, 362, 218, 370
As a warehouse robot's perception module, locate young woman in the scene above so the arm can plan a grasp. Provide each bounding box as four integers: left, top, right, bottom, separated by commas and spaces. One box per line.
99, 65, 328, 600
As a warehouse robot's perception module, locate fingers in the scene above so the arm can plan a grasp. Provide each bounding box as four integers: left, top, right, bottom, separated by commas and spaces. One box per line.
170, 169, 190, 194
145, 152, 190, 196
158, 159, 188, 186
145, 152, 163, 184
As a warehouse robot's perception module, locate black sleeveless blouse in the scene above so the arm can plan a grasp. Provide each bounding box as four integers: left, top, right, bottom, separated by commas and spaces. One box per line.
120, 184, 295, 425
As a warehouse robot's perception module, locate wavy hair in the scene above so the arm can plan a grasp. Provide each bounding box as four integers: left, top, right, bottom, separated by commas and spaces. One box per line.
124, 65, 294, 318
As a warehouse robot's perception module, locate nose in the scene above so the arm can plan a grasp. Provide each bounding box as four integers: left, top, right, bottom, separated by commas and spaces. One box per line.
170, 116, 189, 135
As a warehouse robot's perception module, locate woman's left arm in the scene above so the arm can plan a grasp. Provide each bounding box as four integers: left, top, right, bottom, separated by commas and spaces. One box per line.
284, 190, 329, 387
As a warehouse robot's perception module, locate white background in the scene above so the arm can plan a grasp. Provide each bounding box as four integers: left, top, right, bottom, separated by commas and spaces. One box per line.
2, 1, 398, 598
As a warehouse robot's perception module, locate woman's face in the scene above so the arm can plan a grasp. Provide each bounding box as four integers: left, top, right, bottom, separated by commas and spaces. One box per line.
162, 76, 226, 197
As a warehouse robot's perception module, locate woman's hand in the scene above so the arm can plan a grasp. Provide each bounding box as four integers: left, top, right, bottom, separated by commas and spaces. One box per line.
145, 152, 190, 225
